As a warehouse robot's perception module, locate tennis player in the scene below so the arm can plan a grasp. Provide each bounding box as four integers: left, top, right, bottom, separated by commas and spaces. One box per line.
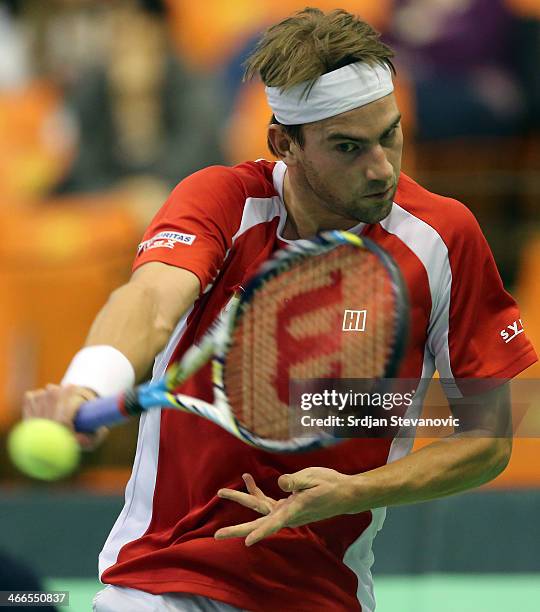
24, 8, 537, 612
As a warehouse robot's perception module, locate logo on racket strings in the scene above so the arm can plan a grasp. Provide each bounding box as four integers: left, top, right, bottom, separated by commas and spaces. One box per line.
342, 309, 367, 332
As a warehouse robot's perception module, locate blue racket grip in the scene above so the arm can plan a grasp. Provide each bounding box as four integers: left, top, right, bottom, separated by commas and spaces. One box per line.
74, 395, 128, 433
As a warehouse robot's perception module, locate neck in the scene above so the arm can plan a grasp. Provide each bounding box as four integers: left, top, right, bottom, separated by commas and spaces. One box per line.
281, 167, 361, 240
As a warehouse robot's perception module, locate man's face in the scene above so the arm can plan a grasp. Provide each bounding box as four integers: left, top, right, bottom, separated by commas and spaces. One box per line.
292, 94, 403, 224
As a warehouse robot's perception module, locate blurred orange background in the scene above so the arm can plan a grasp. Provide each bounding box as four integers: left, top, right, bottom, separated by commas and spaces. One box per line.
0, 0, 538, 492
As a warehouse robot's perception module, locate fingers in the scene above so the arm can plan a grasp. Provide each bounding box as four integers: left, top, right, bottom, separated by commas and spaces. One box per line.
22, 384, 107, 451
217, 474, 275, 515
217, 488, 272, 515
57, 386, 107, 450
278, 474, 294, 492
279, 471, 313, 492
215, 494, 305, 545
59, 385, 97, 424
243, 497, 303, 546
278, 467, 328, 492
75, 426, 109, 452
23, 386, 62, 420
244, 518, 284, 547
216, 474, 299, 545
242, 473, 276, 505
242, 473, 258, 494
214, 510, 290, 546
22, 390, 44, 419
243, 497, 305, 546
242, 473, 264, 496
214, 515, 269, 540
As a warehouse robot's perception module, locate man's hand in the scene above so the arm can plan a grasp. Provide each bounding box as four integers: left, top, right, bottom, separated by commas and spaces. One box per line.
214, 468, 356, 546
22, 384, 108, 451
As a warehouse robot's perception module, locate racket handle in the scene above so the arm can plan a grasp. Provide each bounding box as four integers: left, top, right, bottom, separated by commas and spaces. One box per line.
74, 396, 128, 433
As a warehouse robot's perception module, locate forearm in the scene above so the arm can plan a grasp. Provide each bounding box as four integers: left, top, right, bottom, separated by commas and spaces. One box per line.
84, 283, 172, 381
347, 434, 512, 513
61, 264, 200, 395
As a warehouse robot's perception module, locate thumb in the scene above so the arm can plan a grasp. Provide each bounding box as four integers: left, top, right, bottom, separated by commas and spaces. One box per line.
278, 469, 314, 493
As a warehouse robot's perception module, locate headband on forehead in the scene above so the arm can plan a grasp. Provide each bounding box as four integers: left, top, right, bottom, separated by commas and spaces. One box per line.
265, 61, 394, 125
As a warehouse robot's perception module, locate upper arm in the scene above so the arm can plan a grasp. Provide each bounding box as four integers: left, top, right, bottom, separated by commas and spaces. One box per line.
130, 262, 201, 331
84, 167, 245, 381
132, 165, 245, 293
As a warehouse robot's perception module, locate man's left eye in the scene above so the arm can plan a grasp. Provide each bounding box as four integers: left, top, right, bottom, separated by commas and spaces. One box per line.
336, 143, 358, 153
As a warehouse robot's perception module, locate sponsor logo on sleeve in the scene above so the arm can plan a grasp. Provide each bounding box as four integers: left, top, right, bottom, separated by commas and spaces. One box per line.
137, 231, 196, 254
500, 319, 524, 343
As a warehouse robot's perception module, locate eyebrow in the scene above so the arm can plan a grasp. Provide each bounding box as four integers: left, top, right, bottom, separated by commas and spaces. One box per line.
326, 114, 402, 144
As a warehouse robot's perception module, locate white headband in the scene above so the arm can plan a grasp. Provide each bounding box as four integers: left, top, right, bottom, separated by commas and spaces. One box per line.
265, 61, 394, 125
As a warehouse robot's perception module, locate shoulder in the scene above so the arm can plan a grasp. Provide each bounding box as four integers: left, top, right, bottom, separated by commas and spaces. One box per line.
149, 160, 281, 239
170, 159, 278, 205
393, 173, 485, 250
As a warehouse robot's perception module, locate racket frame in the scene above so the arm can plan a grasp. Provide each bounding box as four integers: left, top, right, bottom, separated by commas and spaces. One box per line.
75, 230, 409, 453
170, 230, 409, 452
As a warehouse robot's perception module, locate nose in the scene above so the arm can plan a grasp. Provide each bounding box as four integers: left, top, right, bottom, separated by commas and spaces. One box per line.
364, 144, 394, 184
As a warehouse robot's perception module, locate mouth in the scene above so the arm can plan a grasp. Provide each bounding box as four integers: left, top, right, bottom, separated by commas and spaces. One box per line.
364, 185, 394, 200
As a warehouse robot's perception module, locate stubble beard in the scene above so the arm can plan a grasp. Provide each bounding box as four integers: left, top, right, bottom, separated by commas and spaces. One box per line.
301, 160, 394, 225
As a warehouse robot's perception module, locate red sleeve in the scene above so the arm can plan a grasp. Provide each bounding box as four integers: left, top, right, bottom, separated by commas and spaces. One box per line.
132, 166, 245, 292
427, 206, 537, 397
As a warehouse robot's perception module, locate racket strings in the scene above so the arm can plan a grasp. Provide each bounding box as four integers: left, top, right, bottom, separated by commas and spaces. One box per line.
225, 244, 397, 440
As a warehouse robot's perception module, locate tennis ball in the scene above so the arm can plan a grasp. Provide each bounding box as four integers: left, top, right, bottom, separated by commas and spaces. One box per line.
7, 419, 80, 481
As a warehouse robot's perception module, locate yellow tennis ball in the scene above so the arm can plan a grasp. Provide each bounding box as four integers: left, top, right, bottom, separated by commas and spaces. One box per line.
7, 419, 80, 481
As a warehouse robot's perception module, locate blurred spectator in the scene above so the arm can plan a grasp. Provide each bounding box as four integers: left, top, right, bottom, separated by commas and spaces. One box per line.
48, 0, 225, 193
384, 1, 539, 287
386, 0, 531, 140
0, 0, 28, 90
0, 1, 75, 203
507, 0, 540, 130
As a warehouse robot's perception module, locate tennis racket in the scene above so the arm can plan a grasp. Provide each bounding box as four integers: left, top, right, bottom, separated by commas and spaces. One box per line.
74, 230, 409, 452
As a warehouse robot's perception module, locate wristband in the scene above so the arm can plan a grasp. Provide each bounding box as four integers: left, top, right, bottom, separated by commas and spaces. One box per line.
61, 345, 136, 397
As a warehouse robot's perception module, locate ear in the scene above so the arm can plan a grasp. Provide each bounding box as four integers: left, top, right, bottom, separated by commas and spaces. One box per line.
268, 124, 300, 166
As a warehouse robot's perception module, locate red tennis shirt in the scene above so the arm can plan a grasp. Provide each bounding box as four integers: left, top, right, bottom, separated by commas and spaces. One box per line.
99, 160, 537, 612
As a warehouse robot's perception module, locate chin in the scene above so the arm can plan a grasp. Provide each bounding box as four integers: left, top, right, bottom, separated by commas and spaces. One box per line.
354, 200, 393, 224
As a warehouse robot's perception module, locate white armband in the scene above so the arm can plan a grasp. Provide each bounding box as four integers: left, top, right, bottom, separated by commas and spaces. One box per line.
61, 345, 136, 397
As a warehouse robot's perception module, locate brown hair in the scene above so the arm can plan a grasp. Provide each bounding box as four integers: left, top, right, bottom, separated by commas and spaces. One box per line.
243, 7, 395, 157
